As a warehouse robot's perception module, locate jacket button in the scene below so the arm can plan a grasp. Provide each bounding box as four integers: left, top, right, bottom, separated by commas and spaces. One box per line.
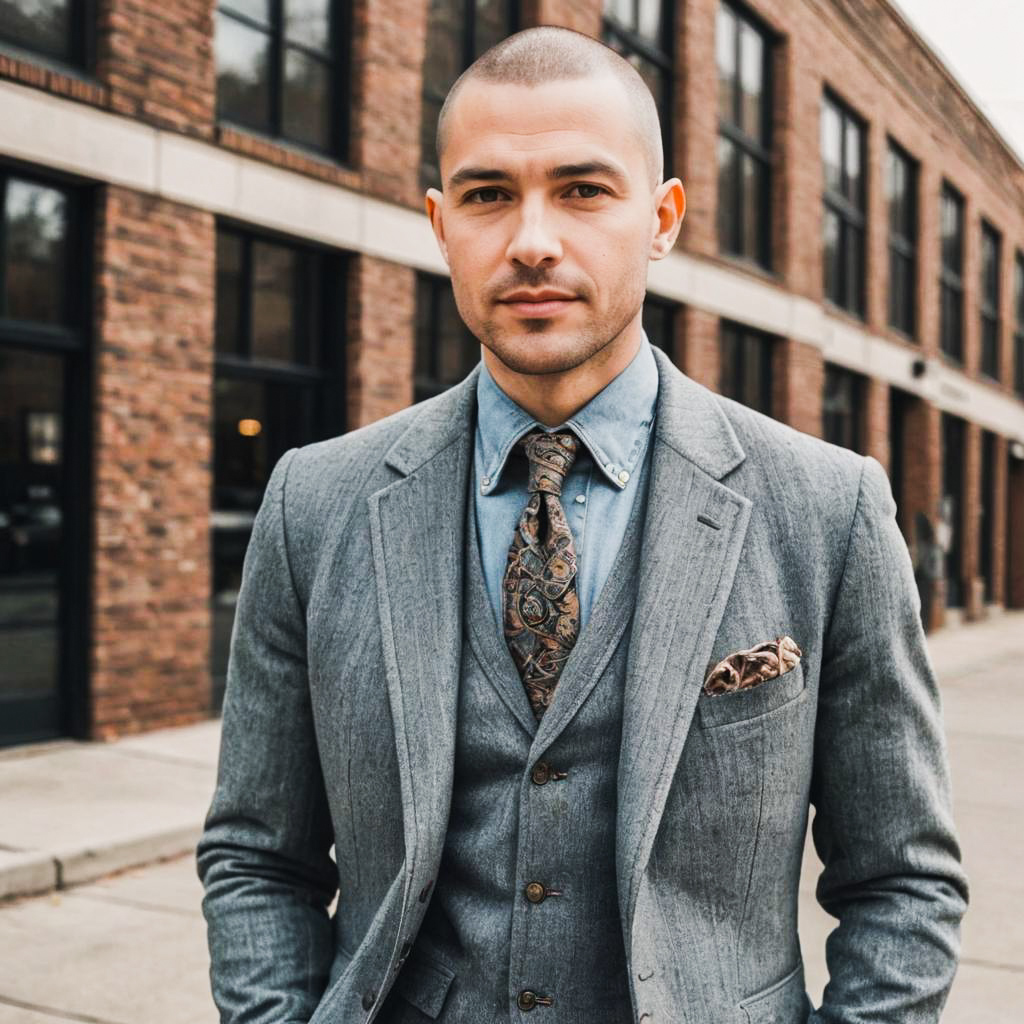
524, 881, 546, 904
531, 761, 551, 785
517, 990, 538, 1011
361, 989, 376, 1010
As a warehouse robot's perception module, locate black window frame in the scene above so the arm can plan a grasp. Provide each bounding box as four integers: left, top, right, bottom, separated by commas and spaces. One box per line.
715, 0, 773, 270
980, 218, 1002, 381
939, 180, 965, 364
719, 318, 774, 416
601, 0, 675, 182
420, 0, 520, 188
414, 271, 480, 403
885, 138, 918, 339
0, 0, 96, 72
214, 0, 351, 162
0, 161, 95, 746
1014, 250, 1024, 399
821, 88, 867, 319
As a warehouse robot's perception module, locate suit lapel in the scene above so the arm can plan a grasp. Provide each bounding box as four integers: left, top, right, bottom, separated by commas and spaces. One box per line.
368, 367, 479, 883
616, 347, 753, 945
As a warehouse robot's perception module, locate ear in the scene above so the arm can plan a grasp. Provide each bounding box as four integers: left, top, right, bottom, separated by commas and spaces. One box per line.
424, 187, 450, 266
649, 178, 686, 261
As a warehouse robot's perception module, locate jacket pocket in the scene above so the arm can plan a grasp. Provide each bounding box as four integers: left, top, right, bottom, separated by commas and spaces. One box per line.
392, 949, 456, 1020
739, 960, 810, 1024
697, 660, 806, 729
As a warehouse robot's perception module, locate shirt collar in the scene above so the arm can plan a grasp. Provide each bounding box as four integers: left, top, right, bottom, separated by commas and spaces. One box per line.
475, 331, 660, 495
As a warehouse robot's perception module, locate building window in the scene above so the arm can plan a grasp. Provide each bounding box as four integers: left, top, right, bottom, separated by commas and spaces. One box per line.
643, 294, 677, 360
939, 182, 965, 363
980, 220, 1001, 381
421, 0, 519, 187
1014, 251, 1024, 398
715, 1, 772, 269
214, 0, 348, 157
602, 0, 673, 176
0, 0, 91, 67
821, 90, 866, 318
720, 319, 773, 416
822, 363, 863, 453
1, 168, 91, 746
414, 273, 479, 403
886, 140, 917, 338
212, 224, 346, 708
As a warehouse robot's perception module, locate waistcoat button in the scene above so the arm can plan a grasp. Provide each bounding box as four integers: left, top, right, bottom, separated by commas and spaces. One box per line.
517, 990, 538, 1010
531, 761, 551, 785
524, 881, 546, 903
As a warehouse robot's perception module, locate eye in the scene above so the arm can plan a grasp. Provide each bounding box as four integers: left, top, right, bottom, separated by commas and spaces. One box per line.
567, 183, 607, 199
467, 187, 507, 204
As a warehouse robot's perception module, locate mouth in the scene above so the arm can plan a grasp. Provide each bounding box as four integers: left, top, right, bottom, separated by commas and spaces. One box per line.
498, 293, 580, 318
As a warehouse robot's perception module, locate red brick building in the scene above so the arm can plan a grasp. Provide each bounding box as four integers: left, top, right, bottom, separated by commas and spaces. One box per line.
1, 0, 1022, 747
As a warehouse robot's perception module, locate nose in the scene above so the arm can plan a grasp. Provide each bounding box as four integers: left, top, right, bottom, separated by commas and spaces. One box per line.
504, 198, 563, 268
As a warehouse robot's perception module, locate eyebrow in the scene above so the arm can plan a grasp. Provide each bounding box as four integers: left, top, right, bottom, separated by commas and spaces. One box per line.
446, 160, 629, 192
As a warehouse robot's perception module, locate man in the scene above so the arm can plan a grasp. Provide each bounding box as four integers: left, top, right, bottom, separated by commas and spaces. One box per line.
197, 25, 968, 1024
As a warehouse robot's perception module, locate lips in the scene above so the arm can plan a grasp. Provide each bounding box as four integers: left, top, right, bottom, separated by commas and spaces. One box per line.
498, 290, 579, 317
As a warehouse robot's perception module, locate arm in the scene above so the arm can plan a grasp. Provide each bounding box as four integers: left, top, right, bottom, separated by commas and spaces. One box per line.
196, 448, 338, 1023
808, 455, 969, 1022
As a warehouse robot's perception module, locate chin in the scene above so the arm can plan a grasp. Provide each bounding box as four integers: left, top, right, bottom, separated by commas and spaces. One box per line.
480, 325, 609, 377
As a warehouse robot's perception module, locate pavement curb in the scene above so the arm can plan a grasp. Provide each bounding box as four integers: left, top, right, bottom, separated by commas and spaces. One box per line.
1, 824, 202, 903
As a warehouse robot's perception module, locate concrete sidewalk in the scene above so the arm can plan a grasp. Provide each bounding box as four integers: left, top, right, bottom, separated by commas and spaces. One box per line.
0, 719, 220, 901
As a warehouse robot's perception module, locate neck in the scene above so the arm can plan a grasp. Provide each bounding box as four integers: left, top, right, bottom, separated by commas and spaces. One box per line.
483, 322, 643, 427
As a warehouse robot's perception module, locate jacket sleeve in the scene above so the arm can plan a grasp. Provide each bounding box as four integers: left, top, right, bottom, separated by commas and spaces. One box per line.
196, 447, 338, 1023
807, 455, 969, 1022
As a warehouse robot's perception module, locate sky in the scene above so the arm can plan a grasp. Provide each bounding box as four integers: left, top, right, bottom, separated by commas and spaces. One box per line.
892, 0, 1024, 165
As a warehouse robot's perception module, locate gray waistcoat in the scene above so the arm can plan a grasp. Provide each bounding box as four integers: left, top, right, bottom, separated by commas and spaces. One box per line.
378, 457, 650, 1024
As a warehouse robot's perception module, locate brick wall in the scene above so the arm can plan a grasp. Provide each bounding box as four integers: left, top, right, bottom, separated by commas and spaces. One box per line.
90, 186, 214, 737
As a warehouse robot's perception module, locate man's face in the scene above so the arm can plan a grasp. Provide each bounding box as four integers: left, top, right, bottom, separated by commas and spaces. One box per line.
425, 74, 683, 377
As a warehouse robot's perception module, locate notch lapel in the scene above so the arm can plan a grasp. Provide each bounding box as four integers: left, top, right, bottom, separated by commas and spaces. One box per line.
616, 347, 752, 945
368, 367, 480, 895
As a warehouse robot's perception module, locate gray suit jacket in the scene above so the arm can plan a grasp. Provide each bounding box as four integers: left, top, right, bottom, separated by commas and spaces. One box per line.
197, 346, 968, 1023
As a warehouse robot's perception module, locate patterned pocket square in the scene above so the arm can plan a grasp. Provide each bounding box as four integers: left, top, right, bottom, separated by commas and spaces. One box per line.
703, 635, 803, 696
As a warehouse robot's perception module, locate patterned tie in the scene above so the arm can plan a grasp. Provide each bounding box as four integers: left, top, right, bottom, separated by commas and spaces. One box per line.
502, 430, 581, 720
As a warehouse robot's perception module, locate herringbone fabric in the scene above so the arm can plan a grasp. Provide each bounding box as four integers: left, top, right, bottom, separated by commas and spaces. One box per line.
502, 430, 581, 719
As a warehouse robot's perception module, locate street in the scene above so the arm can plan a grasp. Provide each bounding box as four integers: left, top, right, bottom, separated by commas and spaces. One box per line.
0, 613, 1020, 1022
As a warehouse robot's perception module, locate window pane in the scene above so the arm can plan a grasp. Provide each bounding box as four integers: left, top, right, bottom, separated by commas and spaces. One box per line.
738, 21, 764, 141
889, 251, 914, 335
843, 118, 862, 207
1016, 255, 1024, 326
740, 152, 763, 262
643, 299, 675, 354
438, 284, 474, 385
475, 0, 513, 53
283, 48, 330, 150
637, 0, 664, 46
4, 179, 68, 325
981, 226, 1000, 307
821, 100, 842, 195
605, 0, 633, 27
0, 346, 64, 703
215, 231, 244, 356
220, 0, 271, 25
0, 0, 70, 61
716, 135, 738, 254
215, 11, 272, 131
846, 224, 864, 315
284, 0, 330, 51
940, 189, 962, 272
423, 0, 464, 97
716, 4, 737, 123
823, 364, 859, 451
886, 148, 905, 236
250, 241, 297, 363
823, 207, 841, 304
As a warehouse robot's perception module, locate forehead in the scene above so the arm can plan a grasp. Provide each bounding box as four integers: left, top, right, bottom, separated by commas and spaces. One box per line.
443, 75, 645, 179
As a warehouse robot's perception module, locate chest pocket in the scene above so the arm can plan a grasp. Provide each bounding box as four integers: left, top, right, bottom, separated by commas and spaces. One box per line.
696, 660, 806, 729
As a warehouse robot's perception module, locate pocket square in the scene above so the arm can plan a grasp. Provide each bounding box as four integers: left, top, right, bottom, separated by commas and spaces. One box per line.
703, 635, 802, 696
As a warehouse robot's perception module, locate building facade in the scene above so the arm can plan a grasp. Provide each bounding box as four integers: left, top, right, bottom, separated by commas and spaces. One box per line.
1, 0, 1022, 747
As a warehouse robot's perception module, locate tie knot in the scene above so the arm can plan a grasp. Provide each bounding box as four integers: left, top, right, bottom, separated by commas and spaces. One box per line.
519, 431, 579, 496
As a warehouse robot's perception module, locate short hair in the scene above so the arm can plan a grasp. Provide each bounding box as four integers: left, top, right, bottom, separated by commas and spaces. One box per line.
435, 26, 664, 189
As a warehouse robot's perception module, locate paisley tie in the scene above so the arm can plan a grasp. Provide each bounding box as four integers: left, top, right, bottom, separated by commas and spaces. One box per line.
502, 430, 581, 720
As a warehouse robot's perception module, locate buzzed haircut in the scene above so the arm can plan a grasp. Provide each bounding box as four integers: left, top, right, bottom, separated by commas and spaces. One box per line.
435, 25, 664, 190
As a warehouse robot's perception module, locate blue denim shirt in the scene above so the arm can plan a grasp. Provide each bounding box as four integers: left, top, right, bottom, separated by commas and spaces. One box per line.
473, 332, 660, 634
